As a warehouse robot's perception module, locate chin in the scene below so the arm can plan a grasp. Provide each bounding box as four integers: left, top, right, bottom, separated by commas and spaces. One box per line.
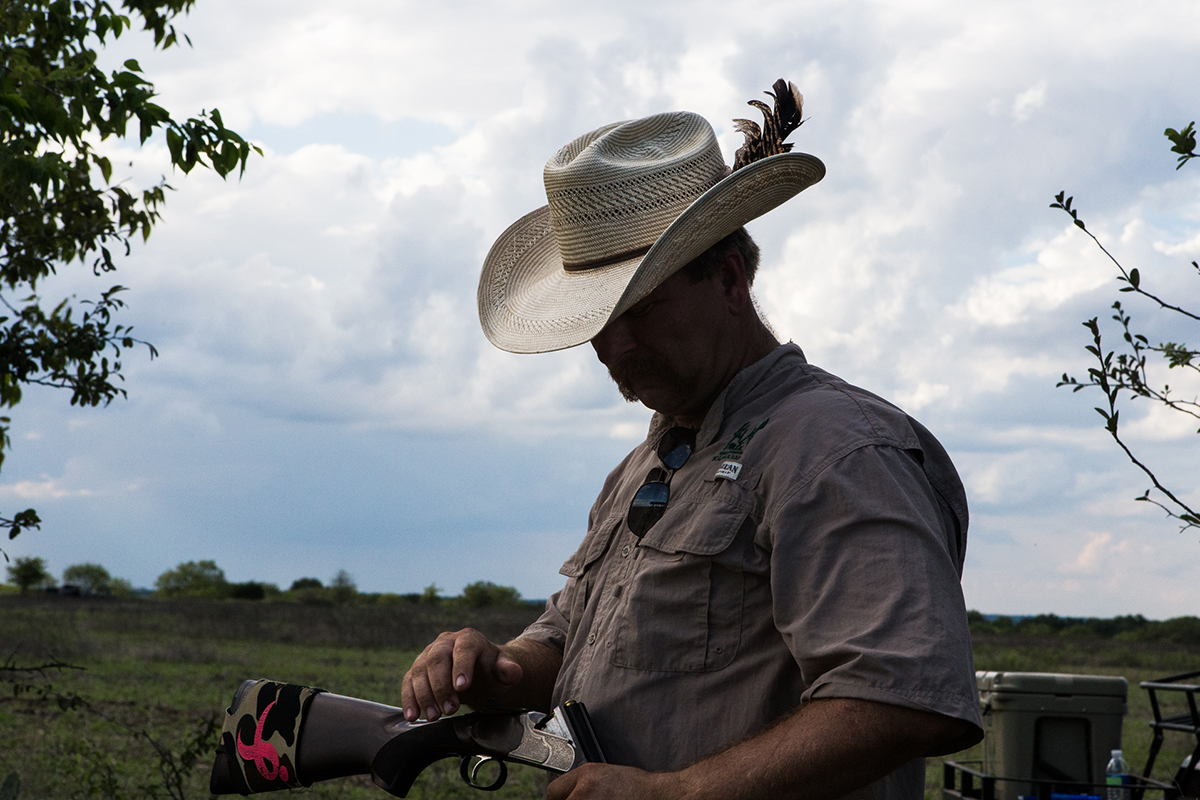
632, 390, 680, 416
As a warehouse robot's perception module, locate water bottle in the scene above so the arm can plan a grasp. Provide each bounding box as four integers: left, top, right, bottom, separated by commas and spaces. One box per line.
1106, 749, 1130, 800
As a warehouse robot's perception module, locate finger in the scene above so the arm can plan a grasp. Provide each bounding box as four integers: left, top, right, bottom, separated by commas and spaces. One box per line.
546, 768, 581, 800
407, 661, 442, 721
400, 669, 419, 721
493, 653, 523, 687
428, 634, 467, 718
451, 630, 488, 698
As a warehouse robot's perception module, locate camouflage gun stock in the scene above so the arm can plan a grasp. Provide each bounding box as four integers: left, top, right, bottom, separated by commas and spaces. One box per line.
209, 679, 604, 797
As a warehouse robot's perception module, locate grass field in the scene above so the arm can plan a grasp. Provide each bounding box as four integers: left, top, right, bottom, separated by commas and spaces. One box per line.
2, 596, 1198, 800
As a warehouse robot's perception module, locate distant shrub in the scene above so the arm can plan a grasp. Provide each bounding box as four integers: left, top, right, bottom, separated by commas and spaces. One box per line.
229, 581, 281, 601
108, 578, 135, 598
330, 570, 357, 604
292, 587, 333, 606
62, 563, 113, 594
155, 560, 229, 599
967, 610, 1197, 645
456, 581, 522, 609
1125, 616, 1200, 647
289, 577, 323, 591
6, 556, 52, 594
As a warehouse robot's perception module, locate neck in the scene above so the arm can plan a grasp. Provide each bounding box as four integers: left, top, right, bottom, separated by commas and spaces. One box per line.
671, 318, 779, 429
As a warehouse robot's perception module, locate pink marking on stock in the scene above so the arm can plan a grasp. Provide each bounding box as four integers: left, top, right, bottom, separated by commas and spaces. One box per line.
237, 700, 290, 783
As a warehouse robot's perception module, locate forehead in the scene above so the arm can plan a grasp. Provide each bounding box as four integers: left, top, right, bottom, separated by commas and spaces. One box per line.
630, 268, 697, 307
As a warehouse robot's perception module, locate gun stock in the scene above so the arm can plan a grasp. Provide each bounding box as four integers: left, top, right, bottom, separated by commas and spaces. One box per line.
210, 679, 603, 797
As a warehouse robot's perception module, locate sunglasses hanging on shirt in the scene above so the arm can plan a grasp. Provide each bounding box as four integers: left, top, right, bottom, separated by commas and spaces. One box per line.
626, 426, 697, 538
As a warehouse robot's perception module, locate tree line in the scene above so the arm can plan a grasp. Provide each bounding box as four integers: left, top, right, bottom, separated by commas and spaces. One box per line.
3, 555, 531, 608
968, 610, 1200, 645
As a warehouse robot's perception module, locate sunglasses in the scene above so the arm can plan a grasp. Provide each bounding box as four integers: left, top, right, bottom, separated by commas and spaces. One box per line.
626, 426, 697, 538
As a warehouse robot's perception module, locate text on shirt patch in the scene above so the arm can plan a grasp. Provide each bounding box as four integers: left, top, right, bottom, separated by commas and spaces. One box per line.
715, 461, 743, 481
714, 418, 769, 461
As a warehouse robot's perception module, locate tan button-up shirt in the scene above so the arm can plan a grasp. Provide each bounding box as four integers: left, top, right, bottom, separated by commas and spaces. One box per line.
521, 344, 981, 799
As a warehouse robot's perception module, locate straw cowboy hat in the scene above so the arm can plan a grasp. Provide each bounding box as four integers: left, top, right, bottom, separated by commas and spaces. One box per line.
477, 79, 826, 354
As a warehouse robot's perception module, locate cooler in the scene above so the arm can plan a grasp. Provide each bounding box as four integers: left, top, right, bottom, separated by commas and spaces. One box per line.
977, 671, 1128, 800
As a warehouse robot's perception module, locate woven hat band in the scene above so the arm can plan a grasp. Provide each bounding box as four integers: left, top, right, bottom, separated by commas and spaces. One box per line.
544, 112, 727, 270
562, 244, 652, 273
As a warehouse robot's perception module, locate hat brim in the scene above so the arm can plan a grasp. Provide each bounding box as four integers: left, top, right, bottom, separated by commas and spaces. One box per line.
478, 151, 826, 354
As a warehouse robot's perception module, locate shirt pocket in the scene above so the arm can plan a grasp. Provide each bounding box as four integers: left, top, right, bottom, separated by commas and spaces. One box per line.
559, 514, 622, 628
609, 485, 754, 673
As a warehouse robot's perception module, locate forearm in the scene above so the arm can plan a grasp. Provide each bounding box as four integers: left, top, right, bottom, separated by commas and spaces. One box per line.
679, 699, 967, 800
549, 697, 978, 800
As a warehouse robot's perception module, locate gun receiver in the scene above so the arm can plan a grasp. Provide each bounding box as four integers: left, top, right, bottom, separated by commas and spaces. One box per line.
209, 679, 604, 797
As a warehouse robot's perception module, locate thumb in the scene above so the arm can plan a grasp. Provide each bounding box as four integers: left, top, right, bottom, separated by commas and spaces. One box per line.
492, 653, 523, 686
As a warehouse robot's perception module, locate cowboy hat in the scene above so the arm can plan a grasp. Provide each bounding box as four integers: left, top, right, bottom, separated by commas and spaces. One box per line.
477, 80, 825, 354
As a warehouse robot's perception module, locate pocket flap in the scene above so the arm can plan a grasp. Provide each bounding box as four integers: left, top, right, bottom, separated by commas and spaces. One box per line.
559, 515, 622, 578
637, 500, 749, 556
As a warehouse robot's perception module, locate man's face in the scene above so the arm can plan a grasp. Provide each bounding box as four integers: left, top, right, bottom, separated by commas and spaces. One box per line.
591, 267, 735, 423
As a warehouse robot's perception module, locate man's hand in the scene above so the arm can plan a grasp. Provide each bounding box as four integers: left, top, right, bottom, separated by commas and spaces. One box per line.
401, 628, 522, 721
547, 763, 678, 800
401, 630, 561, 722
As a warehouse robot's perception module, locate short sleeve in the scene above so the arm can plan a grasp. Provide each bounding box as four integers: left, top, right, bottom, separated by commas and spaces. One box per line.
520, 586, 571, 653
766, 444, 982, 733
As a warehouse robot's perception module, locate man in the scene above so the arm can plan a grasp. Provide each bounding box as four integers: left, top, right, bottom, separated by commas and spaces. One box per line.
402, 81, 982, 800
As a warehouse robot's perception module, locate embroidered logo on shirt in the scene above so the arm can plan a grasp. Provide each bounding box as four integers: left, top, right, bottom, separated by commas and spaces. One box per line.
714, 418, 769, 461
715, 461, 743, 481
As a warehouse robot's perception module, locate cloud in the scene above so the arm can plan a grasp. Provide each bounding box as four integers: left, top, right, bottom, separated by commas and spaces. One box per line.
8, 0, 1200, 616
0, 477, 95, 501
1060, 531, 1113, 574
1012, 80, 1048, 122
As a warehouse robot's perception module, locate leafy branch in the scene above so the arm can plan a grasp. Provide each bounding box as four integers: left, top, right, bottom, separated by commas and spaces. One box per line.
1059, 316, 1200, 529
1052, 124, 1200, 533
1165, 121, 1198, 170
1, 0, 259, 548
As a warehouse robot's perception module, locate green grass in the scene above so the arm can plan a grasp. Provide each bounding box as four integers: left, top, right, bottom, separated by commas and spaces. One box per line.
3, 597, 1198, 800
0, 595, 547, 799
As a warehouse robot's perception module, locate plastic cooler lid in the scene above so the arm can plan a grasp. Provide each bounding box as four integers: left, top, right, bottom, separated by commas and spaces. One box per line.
976, 671, 1128, 697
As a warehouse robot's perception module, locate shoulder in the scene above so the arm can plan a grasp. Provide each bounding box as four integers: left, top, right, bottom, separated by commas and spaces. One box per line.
738, 354, 968, 564
748, 356, 923, 475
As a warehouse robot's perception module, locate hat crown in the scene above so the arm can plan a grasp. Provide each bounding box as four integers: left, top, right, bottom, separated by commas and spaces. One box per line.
543, 112, 728, 271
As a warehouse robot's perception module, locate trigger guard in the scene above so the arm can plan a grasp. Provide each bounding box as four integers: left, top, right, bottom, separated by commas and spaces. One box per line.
459, 755, 508, 792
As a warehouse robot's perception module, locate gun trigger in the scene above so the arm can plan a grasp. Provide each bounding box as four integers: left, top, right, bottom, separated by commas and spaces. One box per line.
459, 755, 507, 791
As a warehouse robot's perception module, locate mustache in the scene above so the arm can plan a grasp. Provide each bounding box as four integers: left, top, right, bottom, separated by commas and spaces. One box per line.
606, 353, 681, 403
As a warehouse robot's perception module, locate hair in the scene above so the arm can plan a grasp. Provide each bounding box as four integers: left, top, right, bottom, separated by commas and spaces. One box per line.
680, 227, 761, 285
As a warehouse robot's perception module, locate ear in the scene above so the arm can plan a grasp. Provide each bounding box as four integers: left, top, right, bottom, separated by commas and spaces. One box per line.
716, 248, 752, 314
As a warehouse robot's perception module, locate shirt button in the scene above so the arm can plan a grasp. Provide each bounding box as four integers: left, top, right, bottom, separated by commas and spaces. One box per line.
587, 633, 596, 645
621, 544, 631, 557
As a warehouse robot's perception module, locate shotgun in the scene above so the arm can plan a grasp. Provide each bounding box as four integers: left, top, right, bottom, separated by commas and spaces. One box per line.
209, 679, 604, 797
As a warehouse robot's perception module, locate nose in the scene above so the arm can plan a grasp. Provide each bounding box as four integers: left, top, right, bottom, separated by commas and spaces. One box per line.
591, 315, 635, 365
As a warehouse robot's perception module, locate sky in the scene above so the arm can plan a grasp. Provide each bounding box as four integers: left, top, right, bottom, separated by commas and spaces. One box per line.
3, 0, 1199, 617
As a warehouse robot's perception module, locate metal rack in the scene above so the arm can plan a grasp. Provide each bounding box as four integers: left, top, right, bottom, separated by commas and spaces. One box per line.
1137, 670, 1200, 800
944, 760, 1173, 800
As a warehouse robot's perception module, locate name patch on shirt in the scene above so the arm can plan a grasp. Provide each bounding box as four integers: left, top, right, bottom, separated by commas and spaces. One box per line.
715, 461, 743, 481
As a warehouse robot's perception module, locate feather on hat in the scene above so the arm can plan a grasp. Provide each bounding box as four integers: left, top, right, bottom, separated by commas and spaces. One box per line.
477, 79, 824, 354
